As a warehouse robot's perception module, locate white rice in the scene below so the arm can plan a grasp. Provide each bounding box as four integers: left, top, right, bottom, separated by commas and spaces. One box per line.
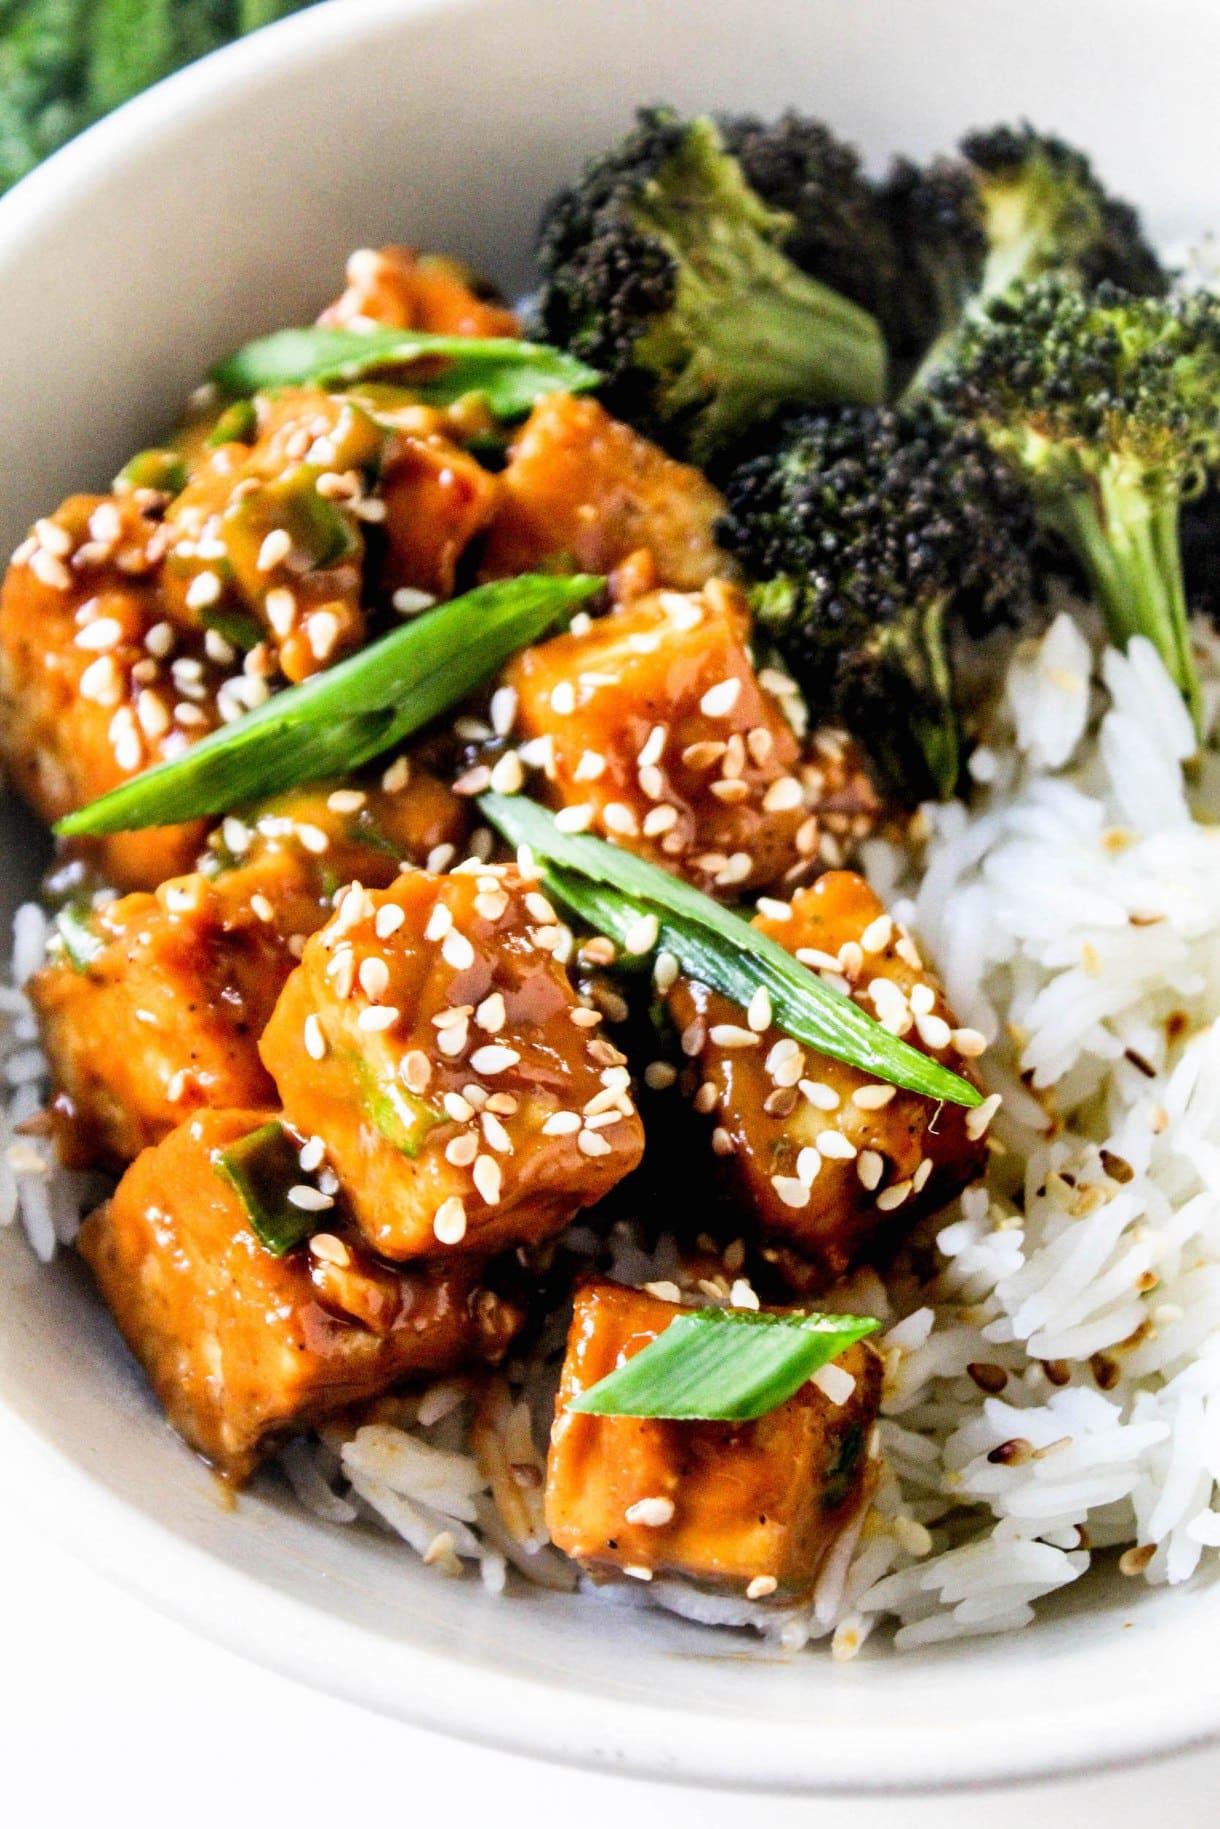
12, 609, 1220, 1652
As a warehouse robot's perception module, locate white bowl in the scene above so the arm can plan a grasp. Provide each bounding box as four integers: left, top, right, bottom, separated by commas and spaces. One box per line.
2, 0, 1219, 1793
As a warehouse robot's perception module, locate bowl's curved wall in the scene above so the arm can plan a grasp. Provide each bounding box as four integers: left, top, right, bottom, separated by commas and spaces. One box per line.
1, 0, 1219, 1793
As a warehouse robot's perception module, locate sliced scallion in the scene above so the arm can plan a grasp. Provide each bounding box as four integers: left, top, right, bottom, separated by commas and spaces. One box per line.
216, 1120, 319, 1257
211, 325, 600, 418
568, 1307, 879, 1421
56, 574, 602, 835
479, 793, 980, 1108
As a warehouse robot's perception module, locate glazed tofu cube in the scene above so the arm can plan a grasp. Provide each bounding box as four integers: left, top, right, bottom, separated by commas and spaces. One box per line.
0, 495, 220, 890
503, 583, 814, 895
480, 394, 731, 591
667, 872, 987, 1290
259, 865, 645, 1262
78, 1108, 521, 1482
376, 433, 501, 601
546, 1281, 882, 1600
320, 245, 520, 339
33, 767, 469, 1170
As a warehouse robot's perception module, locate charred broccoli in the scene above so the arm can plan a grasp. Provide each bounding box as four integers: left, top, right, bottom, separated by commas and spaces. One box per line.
532, 108, 887, 465
935, 276, 1220, 733
719, 402, 1036, 801
889, 123, 1166, 386
718, 111, 902, 331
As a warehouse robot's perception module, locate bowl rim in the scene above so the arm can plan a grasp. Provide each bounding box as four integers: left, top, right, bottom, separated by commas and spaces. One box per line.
2, 0, 1220, 1793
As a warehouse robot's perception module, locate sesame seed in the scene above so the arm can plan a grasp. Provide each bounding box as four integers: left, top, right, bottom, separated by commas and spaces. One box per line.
909, 982, 935, 1016
625, 1496, 674, 1528
916, 1012, 952, 1051
852, 1083, 896, 1111
681, 1021, 706, 1058
299, 1137, 326, 1173
425, 903, 453, 942
358, 956, 390, 1000
30, 549, 71, 590
796, 1146, 822, 1186
436, 1019, 470, 1058
762, 776, 803, 814
265, 588, 297, 636
392, 586, 436, 615
75, 617, 123, 652
401, 1050, 432, 1095
876, 1179, 912, 1211
912, 1156, 934, 1193
644, 1061, 677, 1090
426, 843, 456, 873
711, 1126, 735, 1155
578, 1129, 612, 1157
475, 992, 506, 1033
309, 1232, 349, 1266
860, 914, 893, 954
857, 1150, 884, 1191
700, 677, 742, 718
470, 1045, 519, 1075
135, 690, 170, 738
353, 496, 387, 523
747, 987, 772, 1032
433, 1197, 468, 1244
381, 756, 411, 793
442, 1092, 475, 1124
709, 1024, 760, 1049
375, 904, 405, 940
554, 804, 594, 833
653, 951, 679, 994
624, 913, 659, 956
715, 853, 753, 887
481, 1111, 512, 1153
574, 750, 606, 782
488, 750, 524, 795
570, 1006, 601, 1028
474, 891, 510, 922
35, 517, 72, 557
445, 1133, 479, 1167
256, 528, 293, 571
622, 1566, 653, 1582
966, 1092, 1002, 1141
250, 893, 274, 923
453, 764, 492, 797
602, 802, 639, 837
542, 1110, 581, 1135
817, 1130, 857, 1160
472, 1155, 502, 1204
287, 1184, 334, 1212
442, 929, 476, 971
756, 897, 792, 922
79, 655, 121, 705
549, 681, 576, 715
952, 1027, 988, 1058
144, 621, 174, 658
357, 1004, 399, 1032
327, 788, 367, 814
185, 572, 221, 610
307, 610, 341, 661
771, 1175, 811, 1210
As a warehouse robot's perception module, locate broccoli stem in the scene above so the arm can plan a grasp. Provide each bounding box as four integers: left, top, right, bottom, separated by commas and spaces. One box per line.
880, 596, 962, 801
632, 124, 886, 460
1048, 466, 1202, 734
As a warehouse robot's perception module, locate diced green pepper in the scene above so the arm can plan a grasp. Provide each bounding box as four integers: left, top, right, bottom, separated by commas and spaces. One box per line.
220, 463, 361, 601
207, 399, 259, 448
53, 904, 106, 973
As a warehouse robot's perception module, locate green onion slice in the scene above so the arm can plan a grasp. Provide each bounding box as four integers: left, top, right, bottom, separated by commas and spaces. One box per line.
211, 326, 600, 418
568, 1307, 880, 1421
479, 793, 980, 1108
56, 575, 603, 835
216, 1120, 319, 1257
52, 904, 106, 972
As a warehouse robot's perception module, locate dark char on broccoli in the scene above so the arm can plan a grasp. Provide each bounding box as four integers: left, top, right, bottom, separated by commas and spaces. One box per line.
532, 107, 888, 466
719, 401, 1036, 802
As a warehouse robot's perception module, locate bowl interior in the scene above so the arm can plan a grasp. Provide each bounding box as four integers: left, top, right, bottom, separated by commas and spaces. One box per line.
2, 0, 1220, 1792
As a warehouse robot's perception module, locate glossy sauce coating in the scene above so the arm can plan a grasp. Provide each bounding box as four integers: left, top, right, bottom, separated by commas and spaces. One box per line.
668, 871, 986, 1289
78, 1107, 522, 1483
260, 865, 645, 1262
545, 1280, 882, 1599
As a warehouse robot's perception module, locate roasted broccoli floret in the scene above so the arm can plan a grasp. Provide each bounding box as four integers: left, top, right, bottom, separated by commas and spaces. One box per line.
532, 108, 887, 465
935, 276, 1220, 733
889, 123, 1167, 385
719, 402, 1035, 801
718, 111, 901, 330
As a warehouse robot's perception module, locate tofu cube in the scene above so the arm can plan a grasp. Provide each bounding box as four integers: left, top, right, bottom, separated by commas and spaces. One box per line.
259, 865, 645, 1262
667, 872, 987, 1289
479, 394, 730, 591
545, 1281, 882, 1600
78, 1108, 522, 1482
504, 583, 812, 894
